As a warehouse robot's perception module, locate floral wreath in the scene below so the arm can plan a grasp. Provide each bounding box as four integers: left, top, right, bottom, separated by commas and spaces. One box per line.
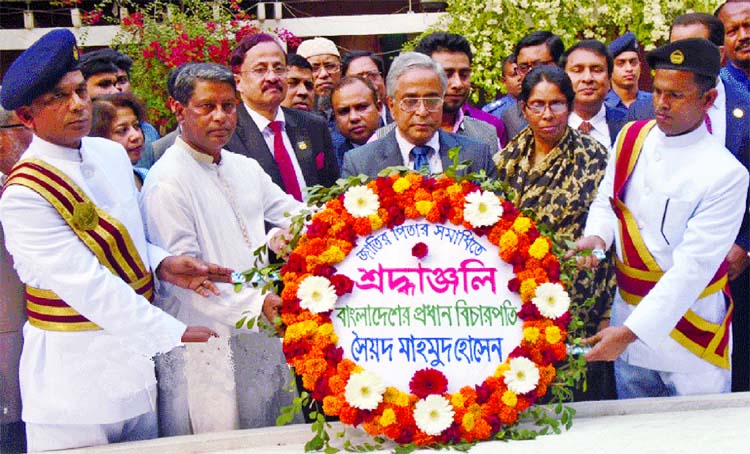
279, 173, 571, 446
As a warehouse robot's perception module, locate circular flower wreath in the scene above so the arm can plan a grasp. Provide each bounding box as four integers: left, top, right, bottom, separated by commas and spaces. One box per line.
279, 173, 571, 446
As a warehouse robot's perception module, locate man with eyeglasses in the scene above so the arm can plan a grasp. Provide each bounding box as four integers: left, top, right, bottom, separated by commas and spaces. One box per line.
79, 49, 161, 169
282, 54, 315, 112
0, 87, 33, 454
502, 31, 565, 140
297, 37, 342, 124
342, 50, 392, 125
414, 32, 507, 152
341, 52, 496, 179
225, 33, 338, 202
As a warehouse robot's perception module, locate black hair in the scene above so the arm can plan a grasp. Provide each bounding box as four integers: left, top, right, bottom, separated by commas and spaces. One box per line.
332, 75, 379, 105
514, 31, 565, 63
673, 12, 725, 46
287, 53, 313, 71
341, 50, 385, 76
560, 39, 614, 75
414, 32, 473, 64
519, 65, 575, 109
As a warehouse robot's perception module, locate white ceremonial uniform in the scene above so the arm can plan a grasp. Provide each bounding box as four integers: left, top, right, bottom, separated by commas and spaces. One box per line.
140, 138, 304, 435
0, 136, 186, 446
585, 125, 748, 379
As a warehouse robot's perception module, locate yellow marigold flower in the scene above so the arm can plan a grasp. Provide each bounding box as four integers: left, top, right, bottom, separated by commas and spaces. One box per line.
462, 412, 476, 431
393, 177, 411, 193
501, 390, 518, 408
528, 237, 550, 260
352, 365, 364, 374
494, 363, 510, 378
383, 387, 410, 406
284, 320, 317, 342
523, 327, 540, 344
545, 326, 562, 344
319, 245, 345, 264
415, 200, 435, 216
512, 216, 531, 234
379, 408, 396, 427
446, 183, 463, 195
519, 278, 538, 302
499, 230, 519, 251
451, 392, 465, 409
369, 214, 384, 231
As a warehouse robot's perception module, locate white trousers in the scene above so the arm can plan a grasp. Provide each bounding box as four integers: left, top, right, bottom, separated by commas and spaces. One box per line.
25, 409, 157, 452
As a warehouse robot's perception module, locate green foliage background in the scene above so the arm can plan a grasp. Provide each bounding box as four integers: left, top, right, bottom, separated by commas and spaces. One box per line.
415, 0, 723, 101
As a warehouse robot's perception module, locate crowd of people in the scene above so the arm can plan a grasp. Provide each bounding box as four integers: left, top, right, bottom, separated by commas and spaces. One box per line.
1, 0, 749, 451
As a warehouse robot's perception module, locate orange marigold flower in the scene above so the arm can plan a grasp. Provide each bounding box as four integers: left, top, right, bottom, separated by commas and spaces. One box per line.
499, 230, 519, 253
322, 395, 344, 416
352, 217, 373, 236
414, 188, 432, 201
404, 205, 420, 219
519, 278, 538, 302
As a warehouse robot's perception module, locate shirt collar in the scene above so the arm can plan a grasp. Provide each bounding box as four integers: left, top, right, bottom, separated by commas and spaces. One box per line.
175, 136, 220, 166
395, 128, 441, 164
28, 135, 82, 162
569, 104, 607, 130
245, 103, 286, 133
451, 107, 466, 134
712, 77, 726, 113
655, 119, 711, 148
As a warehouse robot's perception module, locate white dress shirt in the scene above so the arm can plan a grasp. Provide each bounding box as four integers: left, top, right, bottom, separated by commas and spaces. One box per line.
569, 104, 612, 151
585, 124, 748, 373
395, 130, 443, 173
245, 104, 308, 190
706, 77, 727, 146
0, 135, 186, 424
140, 137, 303, 335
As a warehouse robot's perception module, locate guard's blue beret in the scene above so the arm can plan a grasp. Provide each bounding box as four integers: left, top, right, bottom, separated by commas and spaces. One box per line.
646, 38, 720, 79
608, 32, 639, 58
1, 29, 80, 110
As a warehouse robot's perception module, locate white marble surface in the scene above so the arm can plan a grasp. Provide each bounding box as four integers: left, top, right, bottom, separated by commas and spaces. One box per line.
66, 393, 750, 454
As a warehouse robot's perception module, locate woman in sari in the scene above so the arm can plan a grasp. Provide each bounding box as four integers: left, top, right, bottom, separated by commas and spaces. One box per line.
496, 65, 615, 400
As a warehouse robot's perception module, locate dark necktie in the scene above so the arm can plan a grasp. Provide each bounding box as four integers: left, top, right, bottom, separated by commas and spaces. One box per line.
410, 145, 432, 172
268, 121, 302, 201
578, 121, 593, 134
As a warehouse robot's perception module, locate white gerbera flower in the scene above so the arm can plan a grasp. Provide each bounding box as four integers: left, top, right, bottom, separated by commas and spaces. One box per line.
343, 185, 380, 218
504, 357, 540, 395
344, 370, 386, 410
463, 190, 503, 228
531, 282, 571, 319
413, 395, 454, 436
296, 276, 337, 313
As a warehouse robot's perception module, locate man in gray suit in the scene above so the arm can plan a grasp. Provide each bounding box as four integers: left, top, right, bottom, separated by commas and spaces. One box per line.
0, 93, 32, 453
225, 33, 339, 199
342, 52, 497, 179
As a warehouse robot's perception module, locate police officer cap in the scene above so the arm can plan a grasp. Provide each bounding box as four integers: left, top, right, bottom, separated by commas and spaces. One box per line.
646, 38, 720, 79
1, 29, 80, 110
608, 32, 639, 58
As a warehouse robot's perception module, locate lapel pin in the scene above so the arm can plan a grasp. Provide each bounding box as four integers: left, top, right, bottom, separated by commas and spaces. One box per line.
733, 108, 744, 119
297, 141, 309, 151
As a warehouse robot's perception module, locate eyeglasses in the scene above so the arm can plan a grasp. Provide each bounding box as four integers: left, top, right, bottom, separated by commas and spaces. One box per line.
517, 60, 556, 75
352, 70, 382, 82
398, 97, 444, 113
243, 65, 288, 78
0, 124, 26, 129
311, 62, 341, 76
524, 101, 568, 115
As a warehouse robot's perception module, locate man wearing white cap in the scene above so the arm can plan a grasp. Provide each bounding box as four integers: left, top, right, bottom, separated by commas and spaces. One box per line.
297, 37, 342, 122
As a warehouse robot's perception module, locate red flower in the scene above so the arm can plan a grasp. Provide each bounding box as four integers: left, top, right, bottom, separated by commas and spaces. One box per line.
330, 274, 354, 296
409, 368, 448, 398
507, 277, 520, 292
411, 242, 428, 259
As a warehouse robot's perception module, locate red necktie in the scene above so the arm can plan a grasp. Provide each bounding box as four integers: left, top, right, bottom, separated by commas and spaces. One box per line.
268, 121, 303, 201
578, 121, 593, 134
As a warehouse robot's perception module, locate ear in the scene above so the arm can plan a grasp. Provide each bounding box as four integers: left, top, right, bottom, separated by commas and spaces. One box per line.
702, 87, 718, 113
719, 45, 727, 67
15, 107, 35, 129
519, 101, 530, 122
174, 100, 187, 125
386, 96, 396, 114
375, 98, 384, 112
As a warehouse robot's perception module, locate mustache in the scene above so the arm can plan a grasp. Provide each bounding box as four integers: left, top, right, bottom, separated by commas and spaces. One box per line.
262, 81, 284, 91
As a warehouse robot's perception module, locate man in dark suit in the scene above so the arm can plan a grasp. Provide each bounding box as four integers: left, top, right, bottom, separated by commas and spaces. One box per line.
225, 33, 339, 199
561, 39, 628, 149
342, 52, 496, 179
501, 31, 566, 140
